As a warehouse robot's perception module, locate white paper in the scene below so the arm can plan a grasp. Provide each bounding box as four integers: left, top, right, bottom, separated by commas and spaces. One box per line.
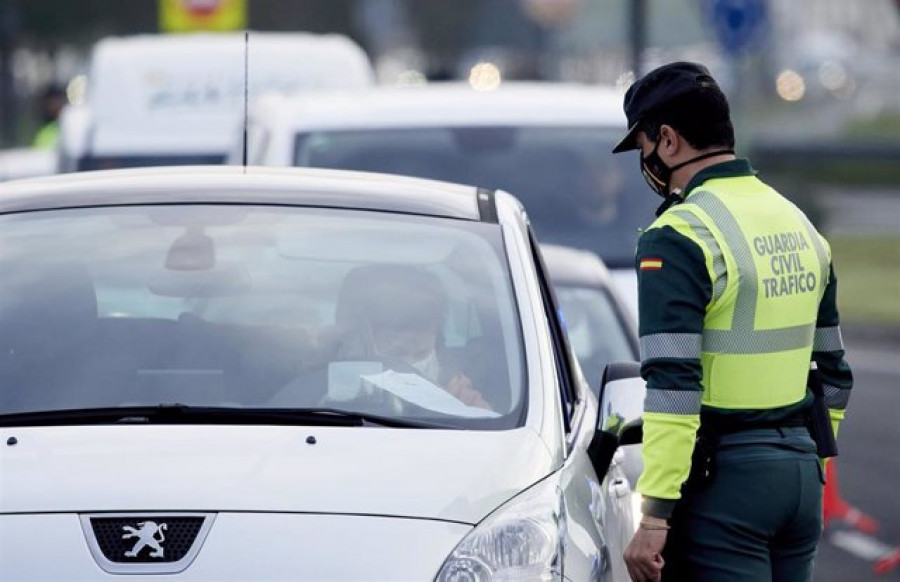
360, 370, 500, 418
327, 361, 384, 401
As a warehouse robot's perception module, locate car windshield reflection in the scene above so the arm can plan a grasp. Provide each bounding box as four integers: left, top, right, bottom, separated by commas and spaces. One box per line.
0, 205, 524, 429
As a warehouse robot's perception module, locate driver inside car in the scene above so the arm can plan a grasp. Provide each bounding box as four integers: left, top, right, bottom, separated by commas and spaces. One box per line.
323, 264, 494, 411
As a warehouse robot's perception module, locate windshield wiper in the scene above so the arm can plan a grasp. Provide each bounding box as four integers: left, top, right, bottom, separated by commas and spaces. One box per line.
0, 405, 451, 429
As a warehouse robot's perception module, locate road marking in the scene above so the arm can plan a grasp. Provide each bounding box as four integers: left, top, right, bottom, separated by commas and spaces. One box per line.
829, 530, 896, 561
851, 355, 900, 376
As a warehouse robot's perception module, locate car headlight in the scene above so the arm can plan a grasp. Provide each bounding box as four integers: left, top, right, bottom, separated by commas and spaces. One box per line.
435, 476, 564, 582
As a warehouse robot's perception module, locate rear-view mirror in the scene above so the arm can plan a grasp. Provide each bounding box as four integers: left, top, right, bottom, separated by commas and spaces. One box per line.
148, 263, 251, 298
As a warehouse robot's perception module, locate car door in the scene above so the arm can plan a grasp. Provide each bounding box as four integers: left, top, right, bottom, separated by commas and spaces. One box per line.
527, 228, 635, 581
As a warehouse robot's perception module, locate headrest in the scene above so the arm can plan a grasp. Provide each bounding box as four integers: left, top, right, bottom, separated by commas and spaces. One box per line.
335, 264, 446, 330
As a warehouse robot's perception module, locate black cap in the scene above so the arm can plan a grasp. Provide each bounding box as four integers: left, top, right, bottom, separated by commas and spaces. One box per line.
612, 62, 723, 153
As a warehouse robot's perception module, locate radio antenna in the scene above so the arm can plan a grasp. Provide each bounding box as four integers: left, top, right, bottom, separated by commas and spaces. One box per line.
241, 31, 249, 171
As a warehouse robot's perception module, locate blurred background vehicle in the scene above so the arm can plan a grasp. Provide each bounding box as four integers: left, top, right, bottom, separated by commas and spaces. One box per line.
240, 83, 656, 313
541, 242, 644, 492
541, 242, 637, 387
0, 146, 56, 182
57, 32, 374, 172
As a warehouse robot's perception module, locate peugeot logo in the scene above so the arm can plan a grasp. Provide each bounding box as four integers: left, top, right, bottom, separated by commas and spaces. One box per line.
121, 521, 168, 558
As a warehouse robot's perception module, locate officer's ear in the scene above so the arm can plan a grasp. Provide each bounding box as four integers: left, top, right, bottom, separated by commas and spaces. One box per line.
658, 124, 680, 156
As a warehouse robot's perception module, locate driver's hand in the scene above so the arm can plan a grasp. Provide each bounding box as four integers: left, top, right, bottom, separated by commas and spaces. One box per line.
447, 373, 493, 410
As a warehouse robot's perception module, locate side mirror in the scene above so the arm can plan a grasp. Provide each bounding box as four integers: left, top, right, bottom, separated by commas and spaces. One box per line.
587, 361, 645, 479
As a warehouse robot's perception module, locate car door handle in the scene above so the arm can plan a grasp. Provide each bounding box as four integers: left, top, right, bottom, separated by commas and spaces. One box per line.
609, 476, 631, 499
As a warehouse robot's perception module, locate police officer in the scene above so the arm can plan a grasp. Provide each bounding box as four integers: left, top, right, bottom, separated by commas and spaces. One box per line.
612, 62, 853, 581
32, 83, 67, 149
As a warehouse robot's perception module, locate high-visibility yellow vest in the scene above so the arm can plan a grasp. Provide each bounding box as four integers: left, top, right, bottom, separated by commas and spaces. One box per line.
654, 175, 831, 410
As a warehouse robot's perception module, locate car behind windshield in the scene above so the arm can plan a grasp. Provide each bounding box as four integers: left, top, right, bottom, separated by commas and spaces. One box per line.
554, 284, 636, 380
295, 126, 658, 267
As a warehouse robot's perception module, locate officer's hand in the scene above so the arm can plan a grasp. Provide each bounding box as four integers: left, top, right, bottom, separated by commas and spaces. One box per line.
624, 523, 667, 582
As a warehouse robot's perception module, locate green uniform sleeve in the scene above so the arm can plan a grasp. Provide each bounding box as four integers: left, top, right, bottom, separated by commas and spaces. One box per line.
635, 225, 711, 519
812, 263, 853, 437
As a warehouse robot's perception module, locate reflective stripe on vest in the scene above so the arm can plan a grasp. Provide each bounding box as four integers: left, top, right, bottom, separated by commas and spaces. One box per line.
678, 190, 829, 355
650, 178, 833, 410
668, 208, 728, 304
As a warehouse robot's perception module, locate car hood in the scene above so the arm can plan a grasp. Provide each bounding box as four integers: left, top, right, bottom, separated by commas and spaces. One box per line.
0, 424, 555, 524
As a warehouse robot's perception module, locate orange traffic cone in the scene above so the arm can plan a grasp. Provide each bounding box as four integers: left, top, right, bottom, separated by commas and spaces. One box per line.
823, 460, 878, 534
875, 548, 900, 576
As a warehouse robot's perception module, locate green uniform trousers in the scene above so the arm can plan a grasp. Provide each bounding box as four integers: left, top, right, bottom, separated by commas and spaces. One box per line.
661, 428, 824, 582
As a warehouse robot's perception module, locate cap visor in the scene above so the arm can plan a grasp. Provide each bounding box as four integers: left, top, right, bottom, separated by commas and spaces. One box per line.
612, 123, 640, 153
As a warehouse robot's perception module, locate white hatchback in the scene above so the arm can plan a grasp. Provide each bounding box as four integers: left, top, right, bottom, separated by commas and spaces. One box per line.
0, 166, 643, 581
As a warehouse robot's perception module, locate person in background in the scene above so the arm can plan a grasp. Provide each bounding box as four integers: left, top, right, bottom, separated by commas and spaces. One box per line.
32, 83, 67, 149
611, 62, 853, 581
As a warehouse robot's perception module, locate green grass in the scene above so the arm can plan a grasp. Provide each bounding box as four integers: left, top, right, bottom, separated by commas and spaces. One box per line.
830, 235, 900, 325
844, 113, 900, 140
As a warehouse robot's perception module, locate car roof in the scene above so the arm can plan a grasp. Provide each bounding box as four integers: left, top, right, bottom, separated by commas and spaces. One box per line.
0, 166, 484, 220
540, 243, 615, 288
252, 82, 626, 132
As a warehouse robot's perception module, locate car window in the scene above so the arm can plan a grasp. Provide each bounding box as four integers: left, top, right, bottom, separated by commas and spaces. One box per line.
555, 285, 636, 386
0, 205, 524, 429
76, 154, 227, 171
294, 126, 657, 267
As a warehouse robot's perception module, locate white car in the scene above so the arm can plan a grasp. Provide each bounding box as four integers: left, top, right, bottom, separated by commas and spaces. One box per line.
541, 244, 643, 489
0, 166, 643, 581
239, 83, 658, 318
0, 147, 57, 182
58, 32, 374, 173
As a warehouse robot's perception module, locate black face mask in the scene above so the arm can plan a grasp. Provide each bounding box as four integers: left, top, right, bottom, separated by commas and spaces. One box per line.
640, 139, 734, 213
640, 140, 672, 198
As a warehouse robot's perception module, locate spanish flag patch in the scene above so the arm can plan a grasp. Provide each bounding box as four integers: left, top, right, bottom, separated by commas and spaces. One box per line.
640, 258, 663, 270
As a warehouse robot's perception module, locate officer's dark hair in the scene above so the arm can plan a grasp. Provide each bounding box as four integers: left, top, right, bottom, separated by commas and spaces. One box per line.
641, 88, 735, 151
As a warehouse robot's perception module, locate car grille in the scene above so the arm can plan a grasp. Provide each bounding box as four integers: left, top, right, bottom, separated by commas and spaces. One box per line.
89, 516, 205, 563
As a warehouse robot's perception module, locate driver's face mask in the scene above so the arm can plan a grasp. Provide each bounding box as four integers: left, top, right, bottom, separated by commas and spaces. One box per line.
409, 350, 440, 383
373, 326, 437, 364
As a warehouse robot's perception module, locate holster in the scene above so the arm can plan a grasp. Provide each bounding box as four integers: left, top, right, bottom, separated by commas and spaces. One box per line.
805, 366, 839, 459
686, 428, 720, 490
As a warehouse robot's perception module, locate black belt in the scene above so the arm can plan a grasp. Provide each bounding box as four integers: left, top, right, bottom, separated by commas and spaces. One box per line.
701, 413, 807, 437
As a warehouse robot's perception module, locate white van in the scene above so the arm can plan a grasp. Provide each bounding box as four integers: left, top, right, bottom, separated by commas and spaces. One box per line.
59, 32, 374, 172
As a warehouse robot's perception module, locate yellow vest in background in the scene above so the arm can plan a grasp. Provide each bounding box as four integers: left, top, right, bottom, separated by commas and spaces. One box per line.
159, 0, 247, 33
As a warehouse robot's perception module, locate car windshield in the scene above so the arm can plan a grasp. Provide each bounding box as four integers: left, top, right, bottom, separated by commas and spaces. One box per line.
294, 126, 658, 267
76, 154, 226, 171
0, 205, 524, 429
554, 285, 636, 387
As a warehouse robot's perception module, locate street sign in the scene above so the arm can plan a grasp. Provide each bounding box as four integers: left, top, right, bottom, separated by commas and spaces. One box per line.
709, 0, 768, 57
159, 0, 247, 33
